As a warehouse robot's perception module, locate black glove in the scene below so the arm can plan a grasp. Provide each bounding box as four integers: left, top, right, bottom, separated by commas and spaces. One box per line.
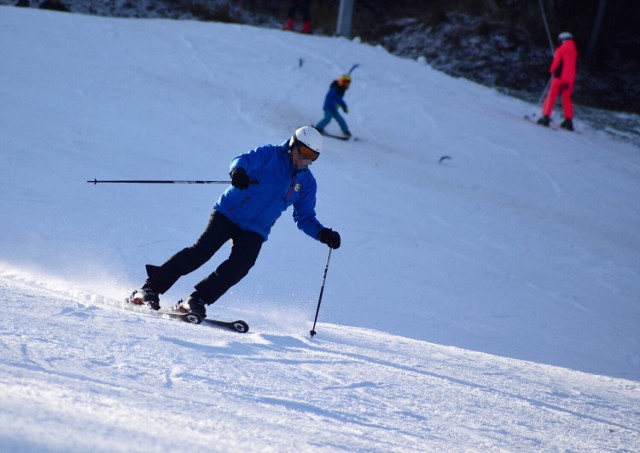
230, 167, 250, 190
318, 228, 341, 249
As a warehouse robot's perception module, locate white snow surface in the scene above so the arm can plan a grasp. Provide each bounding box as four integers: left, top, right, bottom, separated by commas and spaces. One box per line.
1, 7, 640, 452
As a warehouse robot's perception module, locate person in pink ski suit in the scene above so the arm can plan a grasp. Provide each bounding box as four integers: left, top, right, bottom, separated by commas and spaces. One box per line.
538, 32, 578, 131
282, 0, 312, 34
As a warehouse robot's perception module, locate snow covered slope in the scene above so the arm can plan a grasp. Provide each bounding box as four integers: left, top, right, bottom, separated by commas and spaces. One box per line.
1, 8, 639, 451
2, 273, 639, 451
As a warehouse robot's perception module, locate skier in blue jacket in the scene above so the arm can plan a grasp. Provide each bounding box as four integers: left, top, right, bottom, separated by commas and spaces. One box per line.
128, 126, 341, 316
315, 74, 351, 138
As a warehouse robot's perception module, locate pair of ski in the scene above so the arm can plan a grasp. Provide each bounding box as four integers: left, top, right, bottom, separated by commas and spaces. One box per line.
524, 114, 578, 133
321, 131, 356, 141
125, 299, 249, 333
524, 114, 559, 131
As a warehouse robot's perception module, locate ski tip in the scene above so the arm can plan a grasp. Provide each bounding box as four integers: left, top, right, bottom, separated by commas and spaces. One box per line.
201, 318, 250, 333
232, 320, 249, 333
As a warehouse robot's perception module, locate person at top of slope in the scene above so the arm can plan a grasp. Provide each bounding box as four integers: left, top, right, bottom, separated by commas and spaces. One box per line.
537, 31, 578, 131
128, 126, 341, 317
38, 0, 70, 12
282, 0, 313, 34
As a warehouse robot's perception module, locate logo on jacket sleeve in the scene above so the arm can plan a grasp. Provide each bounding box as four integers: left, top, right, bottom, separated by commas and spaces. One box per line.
294, 183, 302, 192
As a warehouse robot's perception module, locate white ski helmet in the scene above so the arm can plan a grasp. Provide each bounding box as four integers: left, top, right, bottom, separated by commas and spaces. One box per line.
558, 31, 573, 41
289, 126, 323, 155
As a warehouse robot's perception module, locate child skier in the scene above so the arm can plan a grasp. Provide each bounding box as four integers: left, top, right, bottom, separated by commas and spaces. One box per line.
315, 74, 352, 139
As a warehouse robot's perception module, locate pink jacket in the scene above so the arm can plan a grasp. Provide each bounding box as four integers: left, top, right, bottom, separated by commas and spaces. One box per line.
550, 39, 577, 85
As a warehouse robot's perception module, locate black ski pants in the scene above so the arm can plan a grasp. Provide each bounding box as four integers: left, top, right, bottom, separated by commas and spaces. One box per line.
145, 210, 264, 305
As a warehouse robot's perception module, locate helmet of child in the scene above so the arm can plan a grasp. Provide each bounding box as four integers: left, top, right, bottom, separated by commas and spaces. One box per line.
558, 31, 573, 41
289, 126, 323, 154
338, 74, 352, 86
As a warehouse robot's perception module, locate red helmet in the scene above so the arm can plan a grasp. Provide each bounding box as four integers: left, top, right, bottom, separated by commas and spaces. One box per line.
338, 74, 352, 86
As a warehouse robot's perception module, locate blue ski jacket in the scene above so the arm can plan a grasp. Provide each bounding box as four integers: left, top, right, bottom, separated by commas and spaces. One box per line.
323, 84, 348, 112
214, 143, 324, 241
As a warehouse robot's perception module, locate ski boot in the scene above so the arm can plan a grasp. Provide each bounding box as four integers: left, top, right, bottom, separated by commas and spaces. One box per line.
536, 115, 551, 127
174, 296, 207, 317
560, 119, 574, 131
128, 286, 160, 310
282, 18, 294, 31
301, 21, 312, 34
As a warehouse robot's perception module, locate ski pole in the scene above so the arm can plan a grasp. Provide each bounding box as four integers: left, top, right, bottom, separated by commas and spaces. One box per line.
87, 179, 231, 185
532, 76, 553, 117
348, 63, 360, 74
310, 247, 332, 337
537, 77, 552, 107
